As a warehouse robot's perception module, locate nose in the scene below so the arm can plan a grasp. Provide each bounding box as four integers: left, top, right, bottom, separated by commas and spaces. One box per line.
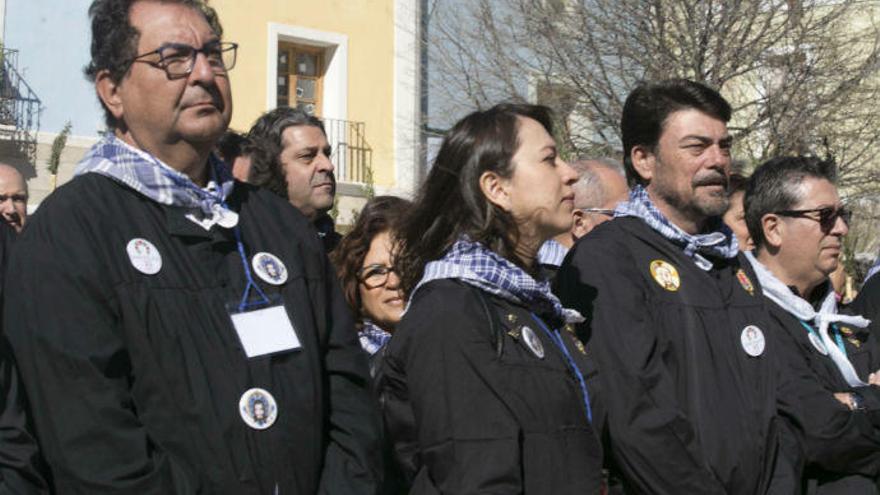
830, 213, 849, 236
557, 157, 578, 185
0, 197, 14, 214
706, 144, 731, 170
188, 51, 216, 84
385, 269, 401, 290
316, 152, 335, 173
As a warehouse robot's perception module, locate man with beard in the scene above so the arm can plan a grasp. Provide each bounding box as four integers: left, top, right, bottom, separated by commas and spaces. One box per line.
744, 156, 880, 494
247, 108, 341, 253
2, 0, 380, 492
556, 79, 801, 493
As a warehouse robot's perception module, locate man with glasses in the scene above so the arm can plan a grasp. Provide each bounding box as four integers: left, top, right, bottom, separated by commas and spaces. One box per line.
744, 156, 880, 493
0, 164, 27, 233
537, 158, 627, 276
2, 1, 380, 493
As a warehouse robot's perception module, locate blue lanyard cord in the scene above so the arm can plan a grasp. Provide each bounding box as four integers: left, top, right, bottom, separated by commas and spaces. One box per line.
233, 226, 271, 312
530, 314, 593, 423
799, 320, 847, 357
155, 161, 269, 312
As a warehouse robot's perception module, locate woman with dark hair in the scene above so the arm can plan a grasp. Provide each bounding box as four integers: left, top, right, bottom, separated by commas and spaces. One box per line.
332, 195, 411, 367
380, 103, 602, 493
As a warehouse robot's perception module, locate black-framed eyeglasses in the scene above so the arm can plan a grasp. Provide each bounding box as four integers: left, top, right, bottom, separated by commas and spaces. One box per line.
357, 264, 398, 289
774, 206, 851, 233
127, 41, 238, 79
580, 208, 615, 217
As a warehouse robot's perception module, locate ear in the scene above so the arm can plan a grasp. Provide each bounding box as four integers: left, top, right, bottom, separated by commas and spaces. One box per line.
571, 210, 591, 239
762, 213, 784, 249
631, 145, 655, 183
479, 170, 512, 212
95, 69, 125, 124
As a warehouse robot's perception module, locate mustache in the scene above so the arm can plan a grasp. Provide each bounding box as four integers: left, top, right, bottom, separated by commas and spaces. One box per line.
692, 172, 728, 188
181, 85, 224, 110
310, 171, 336, 187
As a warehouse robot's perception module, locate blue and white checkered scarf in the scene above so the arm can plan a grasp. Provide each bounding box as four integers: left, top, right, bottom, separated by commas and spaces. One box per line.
358, 320, 392, 355
864, 252, 880, 284
537, 238, 569, 268
75, 134, 235, 218
615, 185, 739, 271
407, 237, 584, 325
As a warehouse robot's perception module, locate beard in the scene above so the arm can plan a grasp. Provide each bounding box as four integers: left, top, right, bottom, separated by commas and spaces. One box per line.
652, 166, 730, 224
691, 187, 730, 218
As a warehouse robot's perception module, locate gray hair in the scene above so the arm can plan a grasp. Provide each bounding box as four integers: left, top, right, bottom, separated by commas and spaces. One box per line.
571, 157, 625, 209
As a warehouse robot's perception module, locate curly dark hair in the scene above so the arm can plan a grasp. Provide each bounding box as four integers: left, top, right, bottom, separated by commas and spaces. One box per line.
216, 130, 253, 164
395, 102, 555, 297
331, 196, 411, 321
246, 107, 327, 200
84, 0, 223, 129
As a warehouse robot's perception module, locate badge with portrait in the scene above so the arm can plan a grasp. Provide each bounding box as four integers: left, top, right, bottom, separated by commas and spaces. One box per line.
228, 295, 302, 358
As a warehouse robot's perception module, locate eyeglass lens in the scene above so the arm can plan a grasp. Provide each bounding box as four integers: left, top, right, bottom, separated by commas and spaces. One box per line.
819, 207, 851, 231
361, 265, 394, 288
161, 43, 237, 76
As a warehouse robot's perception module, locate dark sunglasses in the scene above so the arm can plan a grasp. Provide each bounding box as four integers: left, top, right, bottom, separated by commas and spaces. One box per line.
773, 206, 852, 233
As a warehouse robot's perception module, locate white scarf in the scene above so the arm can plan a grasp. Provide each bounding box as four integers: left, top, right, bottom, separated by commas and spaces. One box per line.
745, 251, 870, 387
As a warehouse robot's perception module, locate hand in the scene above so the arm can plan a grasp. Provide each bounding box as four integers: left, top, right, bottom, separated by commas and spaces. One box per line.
870, 371, 880, 386
834, 392, 855, 410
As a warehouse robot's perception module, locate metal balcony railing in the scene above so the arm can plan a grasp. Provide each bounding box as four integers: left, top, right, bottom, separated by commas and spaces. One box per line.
0, 48, 41, 163
323, 118, 373, 184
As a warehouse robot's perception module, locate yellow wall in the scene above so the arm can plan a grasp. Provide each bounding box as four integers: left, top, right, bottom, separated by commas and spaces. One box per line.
210, 0, 397, 186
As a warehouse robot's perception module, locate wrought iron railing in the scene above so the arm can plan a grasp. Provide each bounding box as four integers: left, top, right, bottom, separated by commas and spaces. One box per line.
0, 48, 41, 163
323, 118, 373, 184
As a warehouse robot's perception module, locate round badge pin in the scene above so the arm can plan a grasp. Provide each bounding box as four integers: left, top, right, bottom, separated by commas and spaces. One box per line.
521, 326, 545, 359
252, 252, 288, 285
126, 238, 162, 275
808, 332, 829, 355
740, 325, 766, 357
239, 388, 278, 430
649, 260, 681, 291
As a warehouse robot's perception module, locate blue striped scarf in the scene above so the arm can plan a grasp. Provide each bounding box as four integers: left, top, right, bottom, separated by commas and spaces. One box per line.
615, 185, 739, 270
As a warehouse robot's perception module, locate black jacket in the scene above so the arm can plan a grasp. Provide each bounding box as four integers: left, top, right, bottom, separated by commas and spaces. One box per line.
765, 298, 880, 494
556, 217, 802, 495
852, 275, 880, 324
0, 222, 50, 494
379, 279, 603, 494
3, 174, 381, 494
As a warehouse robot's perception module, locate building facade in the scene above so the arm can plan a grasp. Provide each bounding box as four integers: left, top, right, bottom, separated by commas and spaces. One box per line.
1, 0, 422, 222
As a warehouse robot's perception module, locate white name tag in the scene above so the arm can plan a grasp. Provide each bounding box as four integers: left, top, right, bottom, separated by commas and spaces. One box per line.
230, 304, 301, 358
